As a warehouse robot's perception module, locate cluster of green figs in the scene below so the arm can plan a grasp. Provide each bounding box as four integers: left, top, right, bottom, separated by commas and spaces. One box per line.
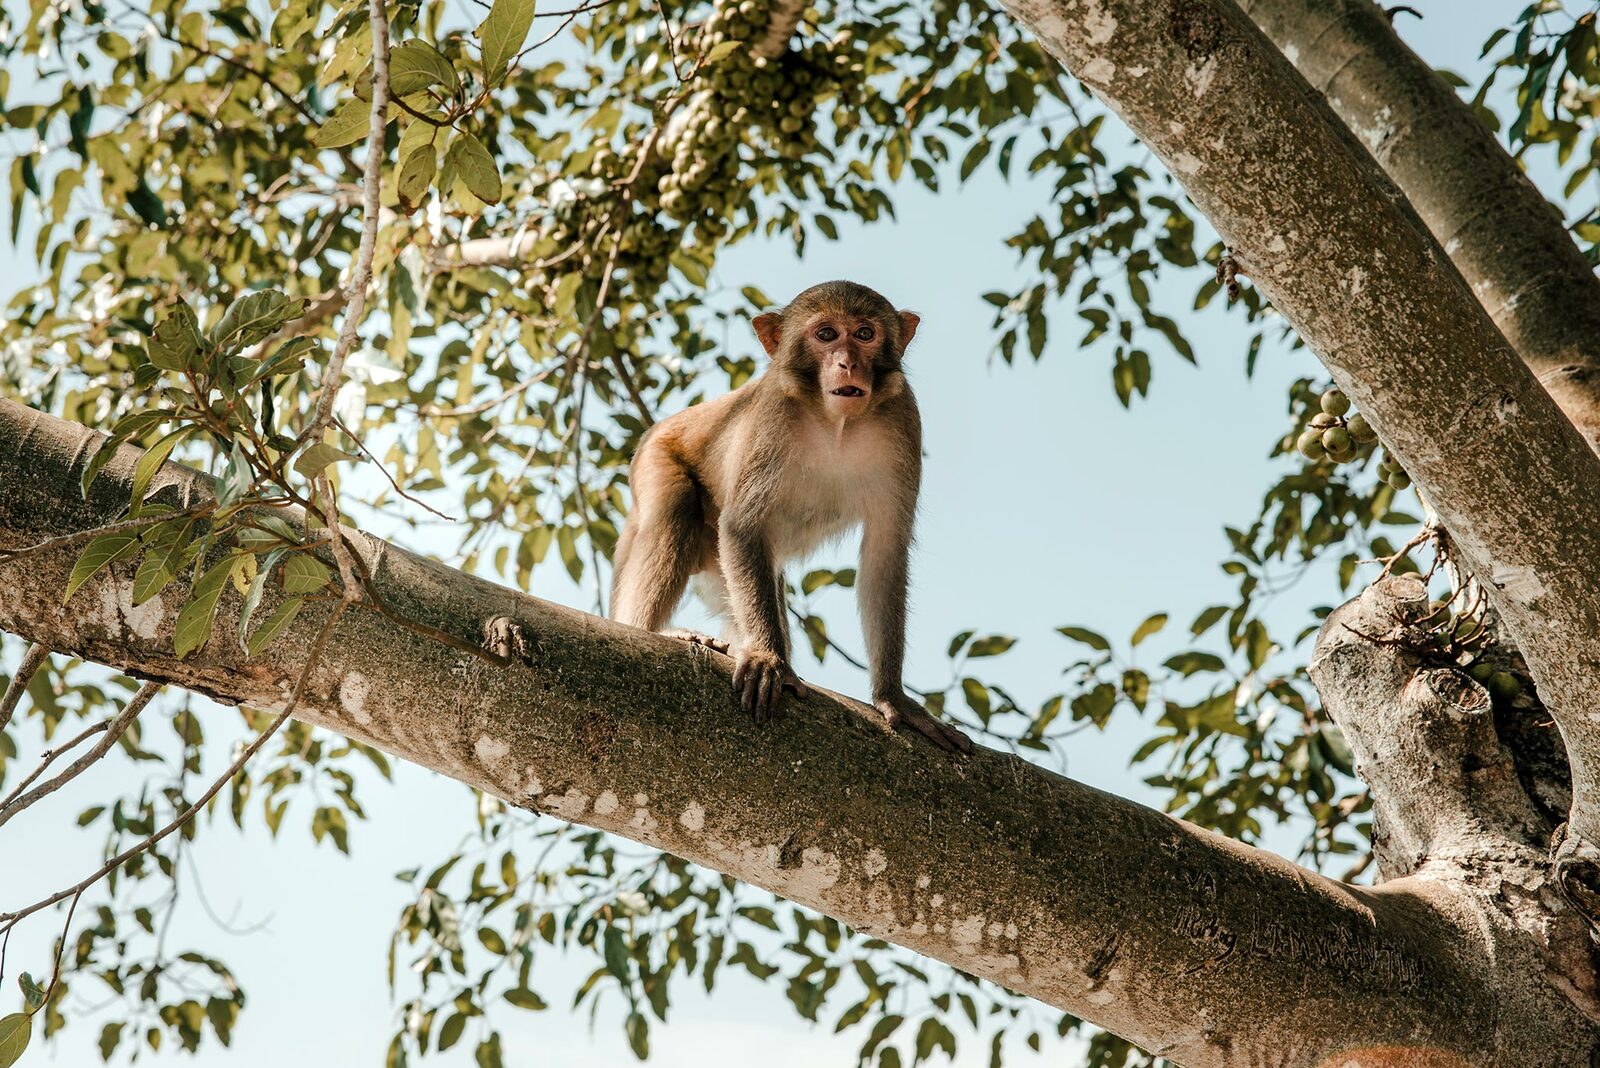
1295, 388, 1411, 490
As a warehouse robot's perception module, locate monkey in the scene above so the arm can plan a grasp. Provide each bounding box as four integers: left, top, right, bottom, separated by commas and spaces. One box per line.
607, 280, 970, 754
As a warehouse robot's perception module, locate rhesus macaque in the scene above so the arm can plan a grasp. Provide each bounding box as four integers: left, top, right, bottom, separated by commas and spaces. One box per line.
609, 280, 970, 753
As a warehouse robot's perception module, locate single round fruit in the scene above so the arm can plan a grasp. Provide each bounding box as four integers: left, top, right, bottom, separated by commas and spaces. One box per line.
1347, 413, 1375, 441
1296, 429, 1327, 460
1321, 427, 1352, 453
1309, 412, 1338, 429
1467, 660, 1496, 683
1320, 388, 1351, 416
1488, 671, 1521, 700
1387, 471, 1412, 490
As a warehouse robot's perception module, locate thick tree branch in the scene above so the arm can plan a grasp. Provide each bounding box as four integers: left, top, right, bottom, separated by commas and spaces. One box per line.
1240, 0, 1600, 446
995, 0, 1600, 900
2, 402, 1596, 1062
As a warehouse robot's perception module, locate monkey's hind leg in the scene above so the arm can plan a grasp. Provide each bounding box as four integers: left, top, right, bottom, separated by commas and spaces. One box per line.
611, 454, 705, 632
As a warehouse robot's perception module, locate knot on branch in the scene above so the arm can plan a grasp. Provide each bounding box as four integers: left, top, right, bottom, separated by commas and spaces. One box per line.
1311, 576, 1549, 881
1553, 825, 1600, 934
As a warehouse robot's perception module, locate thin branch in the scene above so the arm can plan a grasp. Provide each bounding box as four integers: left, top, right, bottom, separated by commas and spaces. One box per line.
0, 682, 161, 829
300, 0, 391, 446
0, 642, 51, 733
0, 604, 348, 935
0, 719, 109, 811
333, 414, 457, 521
0, 506, 216, 565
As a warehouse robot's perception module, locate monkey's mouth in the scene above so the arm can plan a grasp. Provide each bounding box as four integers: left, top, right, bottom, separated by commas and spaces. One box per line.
829, 386, 867, 398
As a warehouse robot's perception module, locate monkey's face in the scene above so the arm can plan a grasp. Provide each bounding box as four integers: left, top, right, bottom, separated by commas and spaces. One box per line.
753, 283, 922, 421
798, 310, 893, 419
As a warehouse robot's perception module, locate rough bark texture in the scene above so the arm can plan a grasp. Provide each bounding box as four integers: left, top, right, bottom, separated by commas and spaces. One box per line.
1240, 0, 1600, 446
996, 0, 1600, 909
3, 400, 1597, 1062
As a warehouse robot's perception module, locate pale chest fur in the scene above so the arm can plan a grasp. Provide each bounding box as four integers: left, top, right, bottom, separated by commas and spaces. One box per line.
766, 417, 900, 563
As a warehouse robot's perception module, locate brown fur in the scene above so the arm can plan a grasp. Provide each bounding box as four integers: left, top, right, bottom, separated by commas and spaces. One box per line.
610, 281, 969, 752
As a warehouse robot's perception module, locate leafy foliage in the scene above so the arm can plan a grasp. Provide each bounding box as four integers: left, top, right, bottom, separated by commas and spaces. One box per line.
0, 0, 1594, 1065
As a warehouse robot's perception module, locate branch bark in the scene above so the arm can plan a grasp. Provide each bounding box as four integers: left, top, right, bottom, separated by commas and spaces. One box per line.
1239, 0, 1600, 445
994, 0, 1600, 905
2, 403, 1597, 1061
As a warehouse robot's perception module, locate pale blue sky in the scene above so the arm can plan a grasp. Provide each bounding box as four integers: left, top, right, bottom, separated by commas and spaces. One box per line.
0, 3, 1540, 1065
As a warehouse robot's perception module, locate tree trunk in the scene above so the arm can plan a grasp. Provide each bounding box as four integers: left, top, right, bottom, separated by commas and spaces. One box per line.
3, 395, 1598, 1061
994, 0, 1600, 922
1239, 0, 1600, 447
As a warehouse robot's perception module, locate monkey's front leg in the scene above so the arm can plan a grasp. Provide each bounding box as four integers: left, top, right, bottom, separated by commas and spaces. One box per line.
720, 525, 808, 723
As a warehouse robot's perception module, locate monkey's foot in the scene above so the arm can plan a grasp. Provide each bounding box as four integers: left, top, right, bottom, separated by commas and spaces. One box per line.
732, 649, 809, 724
875, 693, 972, 755
484, 615, 533, 664
662, 629, 732, 655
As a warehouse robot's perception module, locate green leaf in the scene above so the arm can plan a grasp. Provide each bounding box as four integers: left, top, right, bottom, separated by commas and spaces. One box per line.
129, 426, 194, 508
174, 555, 239, 658
17, 974, 44, 1010
130, 519, 194, 605
503, 988, 547, 1011
436, 1013, 466, 1052
146, 302, 202, 371
281, 554, 331, 594
1130, 612, 1168, 647
293, 443, 359, 479
245, 597, 303, 657
211, 290, 304, 357
314, 96, 372, 149
390, 40, 460, 97
238, 547, 288, 648
670, 251, 708, 287
705, 39, 741, 63
97, 1021, 122, 1061
624, 1012, 648, 1060
452, 132, 502, 204
966, 634, 1016, 658
0, 1013, 30, 1068
1055, 625, 1110, 652
602, 927, 630, 980
217, 441, 253, 506
397, 145, 437, 213
476, 0, 535, 85
64, 531, 140, 602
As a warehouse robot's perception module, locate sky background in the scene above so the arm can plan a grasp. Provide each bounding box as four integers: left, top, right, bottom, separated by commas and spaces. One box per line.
0, 1, 1542, 1064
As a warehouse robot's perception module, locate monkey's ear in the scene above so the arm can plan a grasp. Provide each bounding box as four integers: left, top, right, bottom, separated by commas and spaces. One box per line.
752, 312, 783, 357
898, 311, 921, 351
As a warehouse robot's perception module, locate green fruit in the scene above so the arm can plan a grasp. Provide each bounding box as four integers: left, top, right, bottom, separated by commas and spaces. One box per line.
1321, 427, 1352, 453
1387, 471, 1412, 490
779, 115, 804, 134
1296, 429, 1327, 460
1467, 660, 1496, 683
1309, 412, 1338, 429
1488, 671, 1520, 700
1320, 388, 1351, 416
1347, 413, 1375, 441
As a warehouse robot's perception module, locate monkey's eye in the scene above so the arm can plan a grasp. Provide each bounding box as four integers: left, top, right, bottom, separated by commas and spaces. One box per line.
816, 326, 839, 342
854, 325, 876, 341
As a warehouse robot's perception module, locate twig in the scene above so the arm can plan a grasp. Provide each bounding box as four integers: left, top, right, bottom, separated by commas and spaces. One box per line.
0, 506, 216, 565
0, 682, 161, 829
333, 414, 458, 521
0, 603, 348, 934
0, 718, 110, 809
300, 0, 391, 446
0, 642, 51, 733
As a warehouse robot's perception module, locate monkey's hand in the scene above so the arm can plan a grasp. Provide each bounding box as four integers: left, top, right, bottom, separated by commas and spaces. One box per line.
731, 648, 808, 724
874, 691, 972, 755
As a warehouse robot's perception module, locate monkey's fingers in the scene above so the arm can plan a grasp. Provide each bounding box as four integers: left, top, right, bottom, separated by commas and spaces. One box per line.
906, 711, 973, 755
665, 629, 731, 655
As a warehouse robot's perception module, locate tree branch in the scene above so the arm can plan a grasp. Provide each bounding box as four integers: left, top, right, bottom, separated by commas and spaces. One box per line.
2, 399, 1595, 1062
0, 641, 50, 733
0, 682, 161, 828
301, 0, 391, 444
1240, 0, 1600, 445
994, 0, 1600, 907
